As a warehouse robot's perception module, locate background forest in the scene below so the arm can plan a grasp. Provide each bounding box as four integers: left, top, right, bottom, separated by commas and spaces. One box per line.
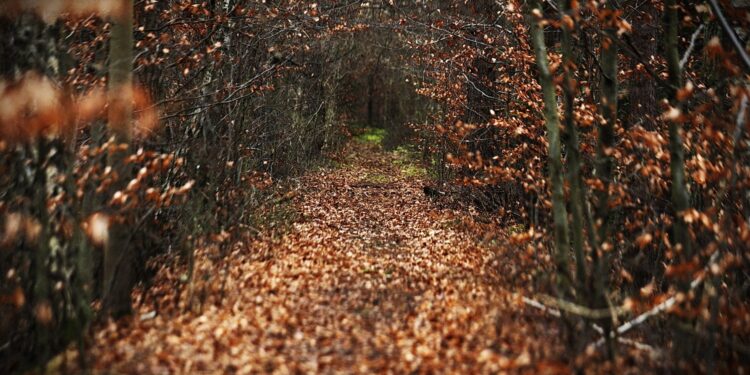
1, 0, 749, 373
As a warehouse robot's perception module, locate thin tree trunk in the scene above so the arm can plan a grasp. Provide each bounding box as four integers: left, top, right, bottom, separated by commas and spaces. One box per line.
103, 0, 134, 317
559, 0, 586, 290
595, 4, 617, 246
107, 2, 133, 143
665, 0, 694, 359
664, 0, 695, 358
664, 0, 692, 257
594, 1, 620, 358
527, 0, 571, 292
31, 138, 52, 362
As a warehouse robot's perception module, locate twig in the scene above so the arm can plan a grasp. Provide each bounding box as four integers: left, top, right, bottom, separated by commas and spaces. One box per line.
680, 24, 705, 69
592, 251, 721, 348
718, 90, 750, 204
522, 295, 561, 317
734, 91, 748, 144
600, 29, 677, 93
708, 0, 750, 73
536, 293, 631, 319
523, 297, 662, 357
461, 73, 507, 101
616, 337, 663, 357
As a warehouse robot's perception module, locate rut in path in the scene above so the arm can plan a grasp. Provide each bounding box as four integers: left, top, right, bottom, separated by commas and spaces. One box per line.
90, 141, 564, 373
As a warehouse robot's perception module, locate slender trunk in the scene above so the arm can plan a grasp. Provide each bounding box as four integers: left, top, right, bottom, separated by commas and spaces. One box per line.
104, 0, 134, 317
367, 73, 376, 127
199, 69, 214, 155
665, 0, 694, 360
594, 1, 620, 358
107, 2, 133, 143
31, 138, 52, 362
664, 0, 692, 257
323, 50, 339, 150
596, 5, 618, 246
560, 0, 586, 290
527, 0, 571, 292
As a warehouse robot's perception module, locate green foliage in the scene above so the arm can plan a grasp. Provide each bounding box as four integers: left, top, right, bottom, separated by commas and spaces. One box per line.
506, 224, 526, 235
401, 164, 427, 178
355, 127, 387, 145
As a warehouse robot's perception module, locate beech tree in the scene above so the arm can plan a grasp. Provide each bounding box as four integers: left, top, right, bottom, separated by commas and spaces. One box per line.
103, 0, 134, 317
527, 0, 572, 294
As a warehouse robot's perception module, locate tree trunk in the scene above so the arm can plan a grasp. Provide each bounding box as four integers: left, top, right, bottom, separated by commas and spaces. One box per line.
103, 0, 134, 317
528, 0, 572, 292
664, 0, 694, 359
664, 0, 692, 258
560, 0, 587, 290
595, 4, 618, 246
594, 1, 620, 357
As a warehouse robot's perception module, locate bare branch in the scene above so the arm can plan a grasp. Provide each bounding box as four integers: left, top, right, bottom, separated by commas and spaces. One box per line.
680, 24, 704, 69
708, 0, 750, 73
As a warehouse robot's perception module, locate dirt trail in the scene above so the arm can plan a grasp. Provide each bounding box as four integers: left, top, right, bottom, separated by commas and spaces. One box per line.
90, 141, 563, 373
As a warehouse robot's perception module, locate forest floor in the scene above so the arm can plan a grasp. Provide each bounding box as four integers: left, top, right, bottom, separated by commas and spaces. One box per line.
84, 138, 576, 374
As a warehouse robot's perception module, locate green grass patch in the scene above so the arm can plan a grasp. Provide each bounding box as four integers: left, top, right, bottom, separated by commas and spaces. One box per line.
506, 223, 526, 235
392, 146, 428, 179
362, 172, 391, 184
401, 164, 427, 178
355, 127, 387, 145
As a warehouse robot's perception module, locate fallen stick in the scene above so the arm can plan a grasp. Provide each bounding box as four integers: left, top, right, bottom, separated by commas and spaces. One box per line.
535, 293, 630, 320
522, 296, 560, 317
592, 251, 721, 348
521, 250, 721, 354
522, 296, 661, 357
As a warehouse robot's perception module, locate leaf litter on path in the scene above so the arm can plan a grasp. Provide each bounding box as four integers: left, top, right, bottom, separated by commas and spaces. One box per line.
88, 141, 566, 374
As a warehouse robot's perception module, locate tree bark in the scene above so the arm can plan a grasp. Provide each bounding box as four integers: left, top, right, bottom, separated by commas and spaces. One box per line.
595, 3, 618, 246
559, 0, 586, 290
593, 2, 620, 357
103, 0, 135, 317
664, 0, 692, 257
528, 0, 572, 292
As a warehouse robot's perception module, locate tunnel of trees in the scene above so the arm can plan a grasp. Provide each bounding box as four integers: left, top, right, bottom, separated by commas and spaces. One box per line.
1, 0, 750, 373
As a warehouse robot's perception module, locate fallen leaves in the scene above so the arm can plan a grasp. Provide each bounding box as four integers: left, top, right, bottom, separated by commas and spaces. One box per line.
86, 141, 566, 373
635, 232, 653, 249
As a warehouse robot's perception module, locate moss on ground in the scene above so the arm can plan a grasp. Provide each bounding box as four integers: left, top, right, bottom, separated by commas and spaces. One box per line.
506, 223, 527, 235
392, 146, 428, 179
355, 127, 387, 145
362, 172, 391, 184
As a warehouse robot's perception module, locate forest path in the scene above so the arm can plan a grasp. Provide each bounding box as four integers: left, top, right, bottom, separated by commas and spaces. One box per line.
90, 140, 560, 373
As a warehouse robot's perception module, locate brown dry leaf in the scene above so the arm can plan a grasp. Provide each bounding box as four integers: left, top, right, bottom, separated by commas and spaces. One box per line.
85, 141, 568, 374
